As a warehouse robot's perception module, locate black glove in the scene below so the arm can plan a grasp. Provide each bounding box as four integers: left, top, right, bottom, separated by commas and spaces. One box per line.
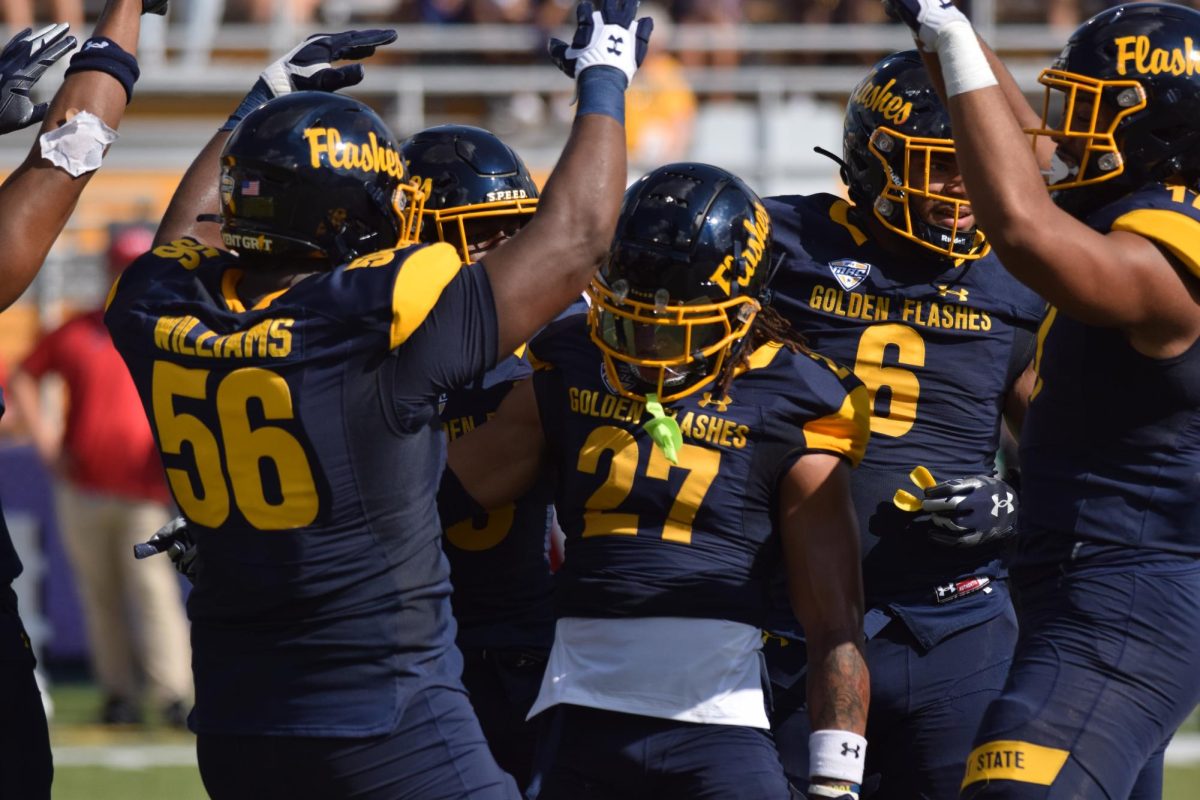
923, 473, 1017, 548
260, 29, 398, 96
548, 0, 653, 85
0, 24, 76, 134
133, 516, 198, 582
222, 29, 398, 132
142, 0, 169, 14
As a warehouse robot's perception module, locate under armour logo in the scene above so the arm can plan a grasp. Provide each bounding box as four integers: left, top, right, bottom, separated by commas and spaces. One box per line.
84, 40, 110, 49
936, 284, 969, 302
607, 34, 624, 55
842, 742, 862, 758
698, 392, 732, 412
991, 492, 1014, 517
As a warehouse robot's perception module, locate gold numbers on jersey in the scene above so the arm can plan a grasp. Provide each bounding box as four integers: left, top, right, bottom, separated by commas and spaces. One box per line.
152, 238, 220, 270
445, 504, 516, 551
151, 361, 319, 530
1029, 307, 1058, 402
853, 323, 926, 438
575, 424, 721, 545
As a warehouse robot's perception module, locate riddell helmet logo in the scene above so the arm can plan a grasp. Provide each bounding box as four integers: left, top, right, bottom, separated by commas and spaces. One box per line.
851, 74, 914, 125
303, 128, 405, 178
1114, 35, 1200, 77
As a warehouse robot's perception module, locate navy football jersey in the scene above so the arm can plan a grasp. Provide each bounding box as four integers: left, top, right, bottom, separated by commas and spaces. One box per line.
1019, 183, 1200, 561
440, 351, 555, 650
528, 314, 870, 628
104, 238, 497, 736
766, 194, 1045, 604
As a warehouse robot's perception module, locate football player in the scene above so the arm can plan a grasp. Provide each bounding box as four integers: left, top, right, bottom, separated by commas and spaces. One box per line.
761, 51, 1045, 800
103, 2, 652, 798
403, 123, 561, 787
443, 162, 871, 800
886, 1, 1200, 797
0, 2, 151, 797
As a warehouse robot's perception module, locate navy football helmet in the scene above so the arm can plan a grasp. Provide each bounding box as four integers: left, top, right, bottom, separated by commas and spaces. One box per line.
401, 124, 538, 263
219, 92, 423, 264
1029, 3, 1200, 214
589, 162, 773, 403
843, 50, 989, 260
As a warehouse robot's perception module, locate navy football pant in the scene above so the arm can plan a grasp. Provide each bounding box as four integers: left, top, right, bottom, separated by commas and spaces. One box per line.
460, 645, 548, 791
530, 704, 791, 800
197, 683, 520, 800
0, 585, 52, 800
961, 560, 1200, 799
769, 607, 1017, 799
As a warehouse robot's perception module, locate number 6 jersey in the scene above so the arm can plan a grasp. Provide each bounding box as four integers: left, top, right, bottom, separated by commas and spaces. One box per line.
105, 238, 496, 737
765, 194, 1046, 623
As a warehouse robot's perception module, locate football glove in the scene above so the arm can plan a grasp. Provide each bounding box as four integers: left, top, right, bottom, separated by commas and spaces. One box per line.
549, 0, 653, 85
142, 0, 169, 14
880, 0, 970, 52
0, 24, 76, 134
894, 467, 1017, 548
260, 29, 398, 96
133, 516, 198, 582
222, 29, 398, 132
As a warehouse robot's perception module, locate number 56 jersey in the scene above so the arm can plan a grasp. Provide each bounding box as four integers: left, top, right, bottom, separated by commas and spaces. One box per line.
104, 238, 497, 737
528, 314, 870, 628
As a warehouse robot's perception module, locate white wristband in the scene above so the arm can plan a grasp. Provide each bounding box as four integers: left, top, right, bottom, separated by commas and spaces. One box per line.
809, 729, 867, 785
935, 20, 998, 97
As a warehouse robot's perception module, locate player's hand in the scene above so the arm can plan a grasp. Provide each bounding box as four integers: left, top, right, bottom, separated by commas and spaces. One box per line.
549, 0, 653, 85
260, 29, 398, 96
807, 781, 859, 799
923, 474, 1017, 548
133, 516, 198, 582
0, 24, 76, 134
142, 0, 169, 14
881, 0, 969, 52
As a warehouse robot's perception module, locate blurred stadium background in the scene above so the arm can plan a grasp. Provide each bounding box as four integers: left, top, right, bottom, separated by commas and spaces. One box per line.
0, 1, 1197, 797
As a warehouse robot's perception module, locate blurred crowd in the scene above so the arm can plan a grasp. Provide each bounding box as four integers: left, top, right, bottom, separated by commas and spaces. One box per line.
7, 0, 1200, 33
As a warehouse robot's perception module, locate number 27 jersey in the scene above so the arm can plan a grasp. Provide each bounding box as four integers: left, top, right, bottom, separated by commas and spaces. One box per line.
529, 315, 870, 628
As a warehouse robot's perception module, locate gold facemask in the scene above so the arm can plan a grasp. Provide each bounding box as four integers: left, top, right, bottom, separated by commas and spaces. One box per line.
586, 276, 760, 404
868, 126, 990, 260
1026, 68, 1147, 192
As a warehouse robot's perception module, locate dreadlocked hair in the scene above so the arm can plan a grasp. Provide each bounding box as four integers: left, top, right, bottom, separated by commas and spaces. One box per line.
712, 305, 810, 398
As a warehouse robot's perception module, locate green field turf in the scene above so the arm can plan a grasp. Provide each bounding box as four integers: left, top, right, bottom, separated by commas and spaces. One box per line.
44, 682, 1200, 800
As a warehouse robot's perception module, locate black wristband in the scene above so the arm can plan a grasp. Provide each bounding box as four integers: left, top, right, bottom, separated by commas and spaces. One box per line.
437, 465, 487, 529
64, 37, 140, 104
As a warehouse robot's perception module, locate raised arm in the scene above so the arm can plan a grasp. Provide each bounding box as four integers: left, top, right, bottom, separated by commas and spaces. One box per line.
0, 0, 145, 310
778, 453, 869, 799
445, 378, 547, 512
481, 0, 652, 357
154, 30, 398, 248
885, 0, 1200, 357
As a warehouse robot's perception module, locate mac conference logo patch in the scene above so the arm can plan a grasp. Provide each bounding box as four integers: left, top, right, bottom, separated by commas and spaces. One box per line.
828, 259, 872, 291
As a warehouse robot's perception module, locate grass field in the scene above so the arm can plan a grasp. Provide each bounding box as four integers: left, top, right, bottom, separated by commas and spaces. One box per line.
45, 682, 1200, 799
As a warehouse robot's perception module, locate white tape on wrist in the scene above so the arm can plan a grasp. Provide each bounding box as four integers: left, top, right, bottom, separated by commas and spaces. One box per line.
39, 110, 119, 177
809, 729, 867, 785
936, 20, 997, 97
